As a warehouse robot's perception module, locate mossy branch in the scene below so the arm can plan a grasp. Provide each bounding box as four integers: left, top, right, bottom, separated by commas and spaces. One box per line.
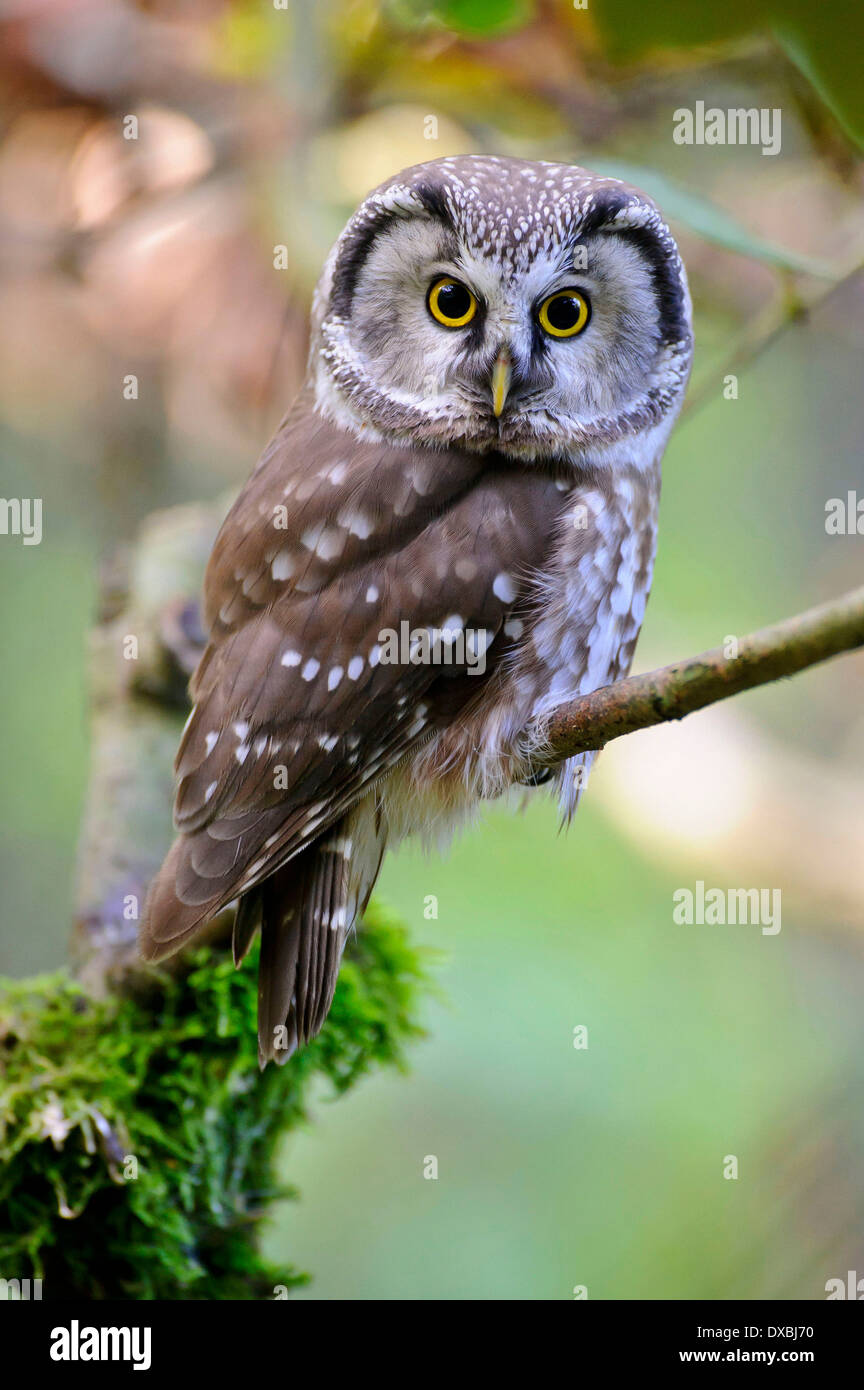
1, 499, 431, 1301
0, 910, 427, 1298
537, 585, 864, 765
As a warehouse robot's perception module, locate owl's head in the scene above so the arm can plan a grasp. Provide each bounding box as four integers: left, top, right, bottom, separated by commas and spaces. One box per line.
310, 156, 693, 462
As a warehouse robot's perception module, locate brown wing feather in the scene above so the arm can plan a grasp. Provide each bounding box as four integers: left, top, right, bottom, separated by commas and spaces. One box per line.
140, 397, 565, 963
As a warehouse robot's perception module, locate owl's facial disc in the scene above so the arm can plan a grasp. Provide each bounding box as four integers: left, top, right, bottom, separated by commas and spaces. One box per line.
334, 221, 666, 448
314, 158, 692, 457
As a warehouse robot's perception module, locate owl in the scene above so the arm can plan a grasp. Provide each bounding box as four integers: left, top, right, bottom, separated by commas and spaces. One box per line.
140, 156, 693, 1064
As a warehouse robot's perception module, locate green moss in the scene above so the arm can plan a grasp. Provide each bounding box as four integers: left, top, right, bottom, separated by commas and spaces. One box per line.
0, 901, 429, 1300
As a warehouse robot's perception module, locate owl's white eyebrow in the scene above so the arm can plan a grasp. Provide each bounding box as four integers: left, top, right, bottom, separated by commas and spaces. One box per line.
534, 274, 597, 301
427, 260, 479, 290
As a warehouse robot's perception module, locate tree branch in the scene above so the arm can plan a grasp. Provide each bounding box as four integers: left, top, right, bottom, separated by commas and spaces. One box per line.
538, 586, 864, 765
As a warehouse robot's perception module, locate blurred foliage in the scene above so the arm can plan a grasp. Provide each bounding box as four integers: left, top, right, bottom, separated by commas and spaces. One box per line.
0, 902, 429, 1299
390, 0, 536, 36
279, 795, 864, 1300
594, 0, 864, 150
386, 0, 863, 147
595, 159, 837, 278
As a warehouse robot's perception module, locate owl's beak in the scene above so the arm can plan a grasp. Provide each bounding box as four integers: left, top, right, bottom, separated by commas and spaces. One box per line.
491, 348, 512, 418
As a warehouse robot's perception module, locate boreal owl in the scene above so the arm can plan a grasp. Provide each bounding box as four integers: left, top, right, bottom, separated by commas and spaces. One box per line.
141, 156, 693, 1064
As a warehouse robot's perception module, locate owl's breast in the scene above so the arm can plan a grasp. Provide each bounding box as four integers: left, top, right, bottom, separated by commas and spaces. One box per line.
398, 456, 661, 833
528, 459, 661, 719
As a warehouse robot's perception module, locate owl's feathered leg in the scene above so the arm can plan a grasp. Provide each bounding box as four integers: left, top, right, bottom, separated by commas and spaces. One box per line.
255, 796, 388, 1067
555, 750, 598, 825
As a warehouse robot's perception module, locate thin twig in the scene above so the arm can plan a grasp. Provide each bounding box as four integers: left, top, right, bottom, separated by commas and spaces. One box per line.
683, 258, 864, 419
538, 586, 864, 764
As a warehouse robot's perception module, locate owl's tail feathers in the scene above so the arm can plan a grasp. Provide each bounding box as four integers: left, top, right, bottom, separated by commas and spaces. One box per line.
255, 802, 388, 1068
139, 799, 388, 1065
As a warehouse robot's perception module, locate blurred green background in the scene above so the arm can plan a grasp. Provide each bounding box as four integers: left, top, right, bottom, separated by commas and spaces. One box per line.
1, 0, 863, 1298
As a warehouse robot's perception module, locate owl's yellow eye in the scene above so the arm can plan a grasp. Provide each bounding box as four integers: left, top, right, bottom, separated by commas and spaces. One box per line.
427, 277, 477, 328
537, 289, 591, 338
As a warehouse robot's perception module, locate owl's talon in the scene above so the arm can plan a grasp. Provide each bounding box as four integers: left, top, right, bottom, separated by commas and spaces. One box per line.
520, 766, 554, 787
